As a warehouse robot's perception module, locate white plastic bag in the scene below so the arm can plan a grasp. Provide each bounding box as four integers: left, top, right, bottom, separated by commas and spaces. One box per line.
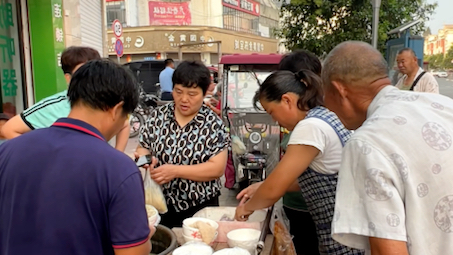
143, 169, 168, 214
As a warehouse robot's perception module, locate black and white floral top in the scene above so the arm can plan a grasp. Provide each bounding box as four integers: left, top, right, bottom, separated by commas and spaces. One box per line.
139, 103, 230, 212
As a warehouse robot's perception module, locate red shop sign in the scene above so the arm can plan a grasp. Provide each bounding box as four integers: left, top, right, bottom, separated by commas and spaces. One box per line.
222, 0, 260, 16
148, 1, 192, 26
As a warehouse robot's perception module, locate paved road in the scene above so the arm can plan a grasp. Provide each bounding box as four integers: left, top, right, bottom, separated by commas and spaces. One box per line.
438, 77, 453, 98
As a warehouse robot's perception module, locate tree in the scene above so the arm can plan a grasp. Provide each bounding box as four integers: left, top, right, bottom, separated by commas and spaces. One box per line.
442, 47, 453, 70
433, 53, 444, 69
277, 0, 437, 56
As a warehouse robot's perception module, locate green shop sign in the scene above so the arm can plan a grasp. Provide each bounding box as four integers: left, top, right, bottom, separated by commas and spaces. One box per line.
29, 0, 66, 102
0, 0, 19, 98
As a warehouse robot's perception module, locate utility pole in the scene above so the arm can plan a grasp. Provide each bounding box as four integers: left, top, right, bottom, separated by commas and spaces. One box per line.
371, 0, 381, 48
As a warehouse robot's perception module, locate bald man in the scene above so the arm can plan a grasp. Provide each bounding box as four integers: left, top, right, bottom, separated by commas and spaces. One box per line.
395, 48, 439, 93
322, 41, 453, 255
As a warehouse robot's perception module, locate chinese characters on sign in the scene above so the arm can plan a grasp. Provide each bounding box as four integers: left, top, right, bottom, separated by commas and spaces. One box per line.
2, 69, 16, 96
148, 2, 191, 26
234, 39, 264, 52
52, 1, 64, 73
0, 0, 17, 98
165, 33, 213, 48
222, 0, 260, 16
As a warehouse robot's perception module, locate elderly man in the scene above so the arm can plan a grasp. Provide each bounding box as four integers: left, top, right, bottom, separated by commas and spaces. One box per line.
322, 41, 453, 254
395, 48, 439, 93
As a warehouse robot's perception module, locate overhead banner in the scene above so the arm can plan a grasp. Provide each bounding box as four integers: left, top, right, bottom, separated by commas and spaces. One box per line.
148, 1, 192, 26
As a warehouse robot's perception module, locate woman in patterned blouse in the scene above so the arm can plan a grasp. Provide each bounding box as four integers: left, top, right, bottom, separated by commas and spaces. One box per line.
136, 61, 230, 228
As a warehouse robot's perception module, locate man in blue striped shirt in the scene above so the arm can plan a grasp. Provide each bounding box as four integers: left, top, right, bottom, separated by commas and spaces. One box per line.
0, 47, 130, 151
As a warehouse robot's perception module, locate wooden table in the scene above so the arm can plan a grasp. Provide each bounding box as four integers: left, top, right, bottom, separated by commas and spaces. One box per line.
171, 228, 274, 254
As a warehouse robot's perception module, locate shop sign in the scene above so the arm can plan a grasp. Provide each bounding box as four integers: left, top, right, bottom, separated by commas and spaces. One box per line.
0, 0, 18, 98
223, 0, 260, 16
52, 0, 65, 68
148, 1, 191, 26
234, 39, 265, 52
166, 33, 215, 48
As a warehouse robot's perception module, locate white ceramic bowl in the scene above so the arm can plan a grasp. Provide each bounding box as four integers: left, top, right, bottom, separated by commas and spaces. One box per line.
183, 231, 218, 244
227, 228, 261, 255
173, 241, 214, 255
182, 217, 219, 237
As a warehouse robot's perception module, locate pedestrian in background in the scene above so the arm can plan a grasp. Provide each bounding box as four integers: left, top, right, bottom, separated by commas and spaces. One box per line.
159, 58, 175, 101
395, 48, 439, 93
0, 59, 153, 255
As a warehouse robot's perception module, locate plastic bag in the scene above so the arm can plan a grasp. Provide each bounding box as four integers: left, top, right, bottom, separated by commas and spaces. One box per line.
270, 205, 296, 255
143, 169, 168, 214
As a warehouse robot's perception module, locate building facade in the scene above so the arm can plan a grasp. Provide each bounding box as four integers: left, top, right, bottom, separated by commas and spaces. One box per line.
106, 0, 281, 64
1, 0, 105, 119
424, 25, 453, 56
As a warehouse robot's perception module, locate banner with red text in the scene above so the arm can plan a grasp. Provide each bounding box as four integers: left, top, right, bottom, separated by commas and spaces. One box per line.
148, 1, 192, 26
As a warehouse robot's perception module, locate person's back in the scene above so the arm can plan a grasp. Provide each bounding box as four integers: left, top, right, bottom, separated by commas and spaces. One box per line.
334, 86, 453, 254
0, 59, 151, 255
0, 125, 146, 254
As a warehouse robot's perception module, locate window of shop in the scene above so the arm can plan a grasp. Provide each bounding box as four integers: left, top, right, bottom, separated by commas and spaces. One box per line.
0, 1, 26, 118
106, 1, 126, 28
259, 16, 278, 38
223, 6, 259, 35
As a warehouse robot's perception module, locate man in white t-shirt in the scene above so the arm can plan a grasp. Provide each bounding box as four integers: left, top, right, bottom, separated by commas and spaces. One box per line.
395, 48, 439, 93
322, 41, 453, 255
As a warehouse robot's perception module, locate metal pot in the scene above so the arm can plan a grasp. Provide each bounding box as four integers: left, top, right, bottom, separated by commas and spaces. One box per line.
150, 225, 177, 255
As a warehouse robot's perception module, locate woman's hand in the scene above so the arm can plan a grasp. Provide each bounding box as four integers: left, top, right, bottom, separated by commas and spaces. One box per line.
235, 203, 255, 221
236, 182, 263, 206
150, 164, 178, 185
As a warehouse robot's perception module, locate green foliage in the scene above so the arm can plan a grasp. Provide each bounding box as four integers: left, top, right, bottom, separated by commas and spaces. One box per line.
277, 0, 438, 57
442, 47, 453, 70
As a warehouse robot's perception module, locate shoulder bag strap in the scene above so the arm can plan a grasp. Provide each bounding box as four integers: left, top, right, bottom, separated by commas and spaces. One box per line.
410, 71, 426, 91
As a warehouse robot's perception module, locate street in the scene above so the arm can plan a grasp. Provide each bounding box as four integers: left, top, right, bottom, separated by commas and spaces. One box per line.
438, 77, 453, 98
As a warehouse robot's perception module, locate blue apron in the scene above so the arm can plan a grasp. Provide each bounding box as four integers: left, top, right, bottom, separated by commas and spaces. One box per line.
297, 106, 364, 255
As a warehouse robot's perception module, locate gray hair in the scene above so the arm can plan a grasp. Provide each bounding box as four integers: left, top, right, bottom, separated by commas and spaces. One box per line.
322, 41, 388, 89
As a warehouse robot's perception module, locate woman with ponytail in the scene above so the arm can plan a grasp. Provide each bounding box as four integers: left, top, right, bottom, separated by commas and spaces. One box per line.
235, 69, 364, 255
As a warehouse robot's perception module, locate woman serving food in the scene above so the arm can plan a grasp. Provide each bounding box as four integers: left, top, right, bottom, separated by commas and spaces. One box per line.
235, 70, 364, 255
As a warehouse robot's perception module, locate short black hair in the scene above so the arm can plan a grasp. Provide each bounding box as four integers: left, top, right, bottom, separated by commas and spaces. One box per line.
172, 61, 211, 95
279, 50, 322, 76
68, 59, 139, 114
164, 58, 174, 66
397, 48, 417, 57
61, 46, 101, 74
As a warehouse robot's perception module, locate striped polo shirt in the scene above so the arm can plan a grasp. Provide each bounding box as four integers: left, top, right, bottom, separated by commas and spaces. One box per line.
21, 90, 70, 129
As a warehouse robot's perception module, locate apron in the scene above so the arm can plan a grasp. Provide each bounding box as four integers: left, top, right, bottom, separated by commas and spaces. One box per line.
297, 106, 364, 255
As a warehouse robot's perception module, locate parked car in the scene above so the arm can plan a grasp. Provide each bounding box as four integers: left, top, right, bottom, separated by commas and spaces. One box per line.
438, 71, 448, 78
431, 70, 440, 77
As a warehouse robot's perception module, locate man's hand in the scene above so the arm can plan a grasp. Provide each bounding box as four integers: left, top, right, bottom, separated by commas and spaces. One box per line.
235, 203, 254, 222
236, 182, 263, 206
150, 164, 178, 185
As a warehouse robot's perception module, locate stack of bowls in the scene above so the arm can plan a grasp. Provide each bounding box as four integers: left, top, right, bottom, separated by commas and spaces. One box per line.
226, 228, 261, 255
182, 217, 219, 244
